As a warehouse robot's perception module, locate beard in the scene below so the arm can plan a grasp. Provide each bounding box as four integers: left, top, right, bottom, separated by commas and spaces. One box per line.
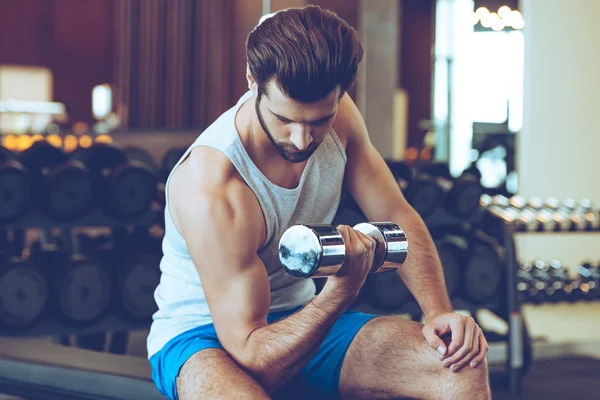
255, 92, 321, 164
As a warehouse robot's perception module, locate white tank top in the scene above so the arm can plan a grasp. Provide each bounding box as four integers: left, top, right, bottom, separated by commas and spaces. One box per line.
146, 91, 347, 358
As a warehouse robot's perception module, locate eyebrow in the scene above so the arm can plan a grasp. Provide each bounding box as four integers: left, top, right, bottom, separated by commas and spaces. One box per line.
269, 109, 336, 124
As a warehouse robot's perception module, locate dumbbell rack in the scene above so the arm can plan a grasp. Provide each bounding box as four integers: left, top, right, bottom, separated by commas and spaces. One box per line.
0, 206, 157, 230
492, 210, 600, 394
0, 206, 159, 337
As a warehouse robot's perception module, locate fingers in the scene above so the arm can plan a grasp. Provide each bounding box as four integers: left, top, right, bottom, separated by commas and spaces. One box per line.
442, 316, 466, 360
422, 325, 449, 357
447, 323, 480, 372
469, 329, 489, 368
442, 317, 474, 370
336, 225, 375, 255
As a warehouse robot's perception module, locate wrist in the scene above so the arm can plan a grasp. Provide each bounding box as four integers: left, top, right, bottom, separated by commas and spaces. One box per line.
423, 307, 454, 322
321, 279, 360, 305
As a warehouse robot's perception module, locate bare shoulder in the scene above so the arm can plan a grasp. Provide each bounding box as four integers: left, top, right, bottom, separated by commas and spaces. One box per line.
168, 145, 266, 250
332, 92, 367, 149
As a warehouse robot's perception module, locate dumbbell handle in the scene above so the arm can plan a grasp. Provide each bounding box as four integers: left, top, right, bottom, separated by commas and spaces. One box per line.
278, 222, 408, 278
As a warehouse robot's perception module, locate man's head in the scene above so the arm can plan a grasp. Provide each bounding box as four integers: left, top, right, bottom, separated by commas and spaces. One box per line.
245, 6, 363, 163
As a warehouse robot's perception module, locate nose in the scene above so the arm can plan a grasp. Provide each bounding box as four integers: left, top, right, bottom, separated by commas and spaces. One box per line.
289, 125, 313, 151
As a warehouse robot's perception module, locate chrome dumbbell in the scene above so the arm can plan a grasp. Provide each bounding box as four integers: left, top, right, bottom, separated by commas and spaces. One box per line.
278, 222, 408, 278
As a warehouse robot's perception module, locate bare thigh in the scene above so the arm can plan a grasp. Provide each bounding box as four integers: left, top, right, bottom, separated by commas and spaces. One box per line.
339, 316, 491, 400
177, 348, 270, 400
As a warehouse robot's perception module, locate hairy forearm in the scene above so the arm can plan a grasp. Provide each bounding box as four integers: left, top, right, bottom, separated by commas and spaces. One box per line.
393, 209, 453, 320
240, 285, 352, 394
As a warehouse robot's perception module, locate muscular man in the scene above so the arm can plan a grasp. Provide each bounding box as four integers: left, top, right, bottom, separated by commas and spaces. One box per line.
147, 6, 491, 400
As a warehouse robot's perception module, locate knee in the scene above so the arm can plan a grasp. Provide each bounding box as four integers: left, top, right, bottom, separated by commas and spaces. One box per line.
371, 317, 491, 400
436, 358, 491, 400
417, 331, 491, 400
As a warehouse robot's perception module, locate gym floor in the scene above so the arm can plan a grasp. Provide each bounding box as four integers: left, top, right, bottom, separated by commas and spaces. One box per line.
494, 356, 600, 400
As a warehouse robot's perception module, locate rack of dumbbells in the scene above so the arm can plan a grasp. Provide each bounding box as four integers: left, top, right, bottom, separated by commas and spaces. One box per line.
0, 141, 182, 339
332, 160, 537, 394
479, 193, 600, 390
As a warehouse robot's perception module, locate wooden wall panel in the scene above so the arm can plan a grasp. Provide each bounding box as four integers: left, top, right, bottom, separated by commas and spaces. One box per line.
0, 0, 114, 123
400, 0, 436, 149
230, 0, 262, 104
166, 0, 192, 128
0, 0, 52, 66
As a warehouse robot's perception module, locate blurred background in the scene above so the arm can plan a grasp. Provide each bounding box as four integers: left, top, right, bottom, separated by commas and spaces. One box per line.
0, 0, 599, 399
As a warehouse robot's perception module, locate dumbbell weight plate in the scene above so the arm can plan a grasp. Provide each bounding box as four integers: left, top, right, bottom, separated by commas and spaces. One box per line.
122, 146, 158, 173
404, 178, 443, 217
0, 259, 48, 331
56, 257, 112, 326
20, 142, 92, 221
463, 244, 503, 304
447, 178, 484, 218
107, 162, 157, 219
365, 270, 411, 310
118, 253, 161, 322
436, 243, 462, 298
0, 161, 32, 223
279, 224, 345, 278
160, 147, 188, 182
45, 163, 93, 221
353, 222, 408, 272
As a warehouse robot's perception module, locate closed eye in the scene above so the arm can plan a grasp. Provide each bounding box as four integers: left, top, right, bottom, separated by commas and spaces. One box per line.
311, 117, 332, 126
276, 115, 293, 123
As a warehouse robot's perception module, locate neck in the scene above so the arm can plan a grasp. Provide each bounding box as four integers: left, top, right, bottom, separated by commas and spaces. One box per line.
238, 93, 278, 161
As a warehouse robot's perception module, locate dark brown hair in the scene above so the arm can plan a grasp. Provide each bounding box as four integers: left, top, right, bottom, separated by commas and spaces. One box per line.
246, 5, 363, 103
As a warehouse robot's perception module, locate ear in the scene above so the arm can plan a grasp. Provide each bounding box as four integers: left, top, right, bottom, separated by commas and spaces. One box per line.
246, 65, 257, 92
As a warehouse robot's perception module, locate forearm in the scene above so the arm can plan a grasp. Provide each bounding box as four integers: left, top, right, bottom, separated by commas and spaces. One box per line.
393, 209, 453, 321
240, 285, 352, 394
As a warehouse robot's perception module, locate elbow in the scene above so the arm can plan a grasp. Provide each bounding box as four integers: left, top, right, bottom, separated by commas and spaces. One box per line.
228, 341, 281, 395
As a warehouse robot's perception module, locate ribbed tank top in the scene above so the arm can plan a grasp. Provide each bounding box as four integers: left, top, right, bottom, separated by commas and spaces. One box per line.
146, 91, 347, 358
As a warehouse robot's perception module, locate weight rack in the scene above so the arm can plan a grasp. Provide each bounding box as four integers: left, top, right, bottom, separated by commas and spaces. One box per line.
0, 205, 160, 337
486, 198, 600, 394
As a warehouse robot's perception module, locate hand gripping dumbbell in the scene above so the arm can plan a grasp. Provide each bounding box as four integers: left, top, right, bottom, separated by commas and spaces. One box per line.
278, 222, 408, 278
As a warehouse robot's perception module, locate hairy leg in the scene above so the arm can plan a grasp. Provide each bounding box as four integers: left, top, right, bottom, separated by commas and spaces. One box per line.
339, 316, 491, 400
177, 348, 270, 400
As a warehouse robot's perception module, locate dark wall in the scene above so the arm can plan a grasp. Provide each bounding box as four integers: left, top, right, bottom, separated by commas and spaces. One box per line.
0, 0, 114, 123
0, 0, 436, 146
400, 0, 436, 149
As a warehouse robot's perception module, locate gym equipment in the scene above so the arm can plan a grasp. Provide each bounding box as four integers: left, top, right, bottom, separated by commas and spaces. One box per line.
462, 239, 504, 304
544, 197, 587, 231
575, 262, 600, 300
279, 222, 408, 278
71, 143, 158, 220
434, 234, 467, 299
530, 197, 569, 231
0, 145, 33, 223
386, 161, 443, 218
19, 141, 93, 221
0, 250, 49, 331
546, 260, 577, 302
517, 264, 546, 304
529, 260, 576, 303
510, 196, 557, 231
420, 162, 484, 218
122, 146, 159, 174
0, 147, 32, 223
363, 270, 411, 309
97, 228, 161, 322
573, 199, 600, 231
160, 147, 188, 182
30, 233, 112, 327
487, 195, 537, 231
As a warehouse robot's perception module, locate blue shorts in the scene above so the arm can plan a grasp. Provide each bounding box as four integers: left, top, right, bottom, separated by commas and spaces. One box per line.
149, 307, 378, 400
